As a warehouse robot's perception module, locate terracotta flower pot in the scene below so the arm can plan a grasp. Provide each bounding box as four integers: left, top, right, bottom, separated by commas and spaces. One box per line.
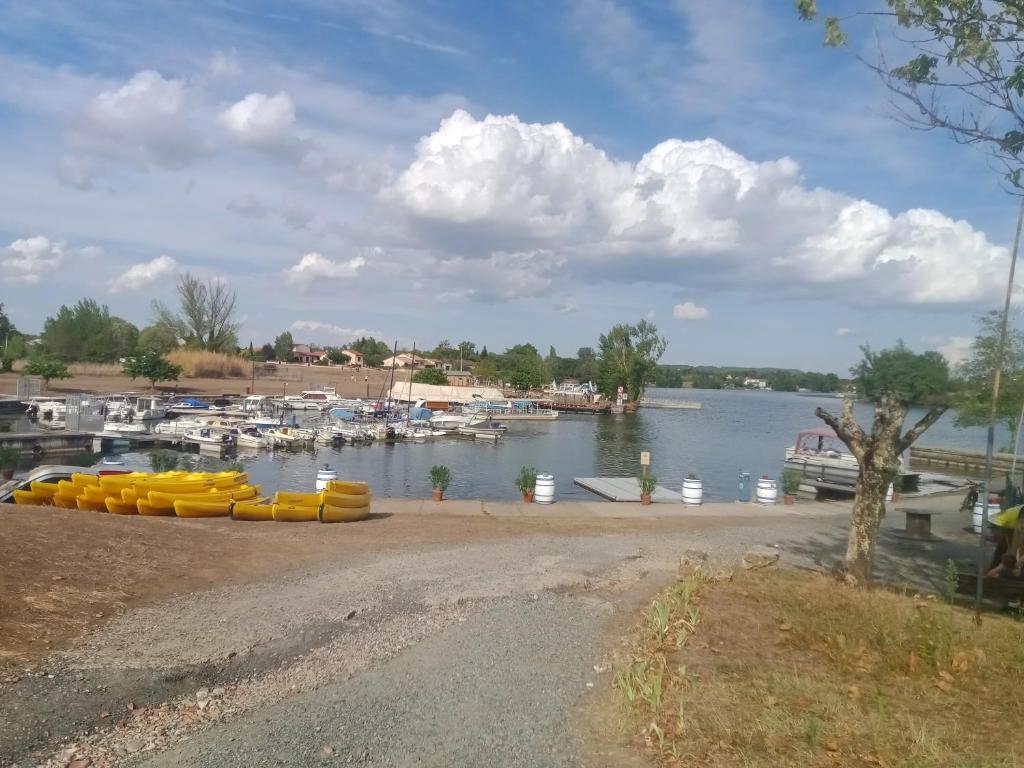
432, 488, 444, 502
523, 491, 534, 503
640, 492, 652, 506
784, 494, 796, 505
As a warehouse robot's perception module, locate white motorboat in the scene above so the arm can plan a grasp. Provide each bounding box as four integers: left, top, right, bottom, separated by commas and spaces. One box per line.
265, 426, 314, 445
154, 418, 209, 435
231, 426, 272, 448
273, 389, 343, 410
133, 395, 168, 420
457, 424, 504, 441
784, 425, 908, 491
27, 398, 67, 419
103, 420, 148, 434
184, 427, 234, 446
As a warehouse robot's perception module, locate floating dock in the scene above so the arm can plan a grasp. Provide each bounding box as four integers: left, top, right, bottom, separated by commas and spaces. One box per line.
573, 476, 682, 502
909, 446, 1019, 475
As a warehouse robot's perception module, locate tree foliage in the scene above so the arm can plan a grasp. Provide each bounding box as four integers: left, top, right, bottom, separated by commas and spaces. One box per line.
413, 367, 448, 385
798, 0, 1024, 187
348, 337, 391, 367
152, 273, 239, 352
25, 357, 71, 387
41, 299, 138, 362
954, 310, 1024, 442
498, 343, 547, 390
852, 342, 950, 404
597, 320, 668, 402
274, 332, 294, 363
122, 353, 183, 389
0, 303, 15, 341
137, 324, 178, 356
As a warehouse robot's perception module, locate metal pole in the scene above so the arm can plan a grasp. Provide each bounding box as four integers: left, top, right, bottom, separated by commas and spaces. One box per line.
1011, 397, 1024, 477
977, 197, 1024, 615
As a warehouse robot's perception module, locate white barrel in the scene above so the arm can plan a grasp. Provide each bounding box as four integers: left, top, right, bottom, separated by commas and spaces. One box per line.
681, 477, 703, 506
973, 498, 1001, 534
535, 473, 555, 505
315, 465, 338, 491
885, 483, 894, 502
755, 476, 778, 505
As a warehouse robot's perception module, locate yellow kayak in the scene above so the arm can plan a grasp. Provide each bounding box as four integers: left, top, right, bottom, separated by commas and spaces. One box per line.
322, 490, 371, 508
105, 497, 139, 515
148, 484, 256, 508
30, 481, 60, 498
12, 489, 47, 505
76, 496, 106, 512
320, 503, 370, 523
272, 503, 319, 522
174, 498, 231, 518
82, 485, 114, 503
137, 499, 176, 516
231, 499, 274, 521
326, 480, 369, 495
72, 472, 100, 487
275, 491, 323, 506
52, 495, 77, 509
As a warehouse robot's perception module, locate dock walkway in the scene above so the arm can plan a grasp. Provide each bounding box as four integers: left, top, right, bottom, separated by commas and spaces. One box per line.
574, 476, 682, 502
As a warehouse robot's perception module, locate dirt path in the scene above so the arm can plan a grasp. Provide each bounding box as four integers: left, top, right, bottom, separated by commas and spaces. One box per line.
0, 505, 844, 767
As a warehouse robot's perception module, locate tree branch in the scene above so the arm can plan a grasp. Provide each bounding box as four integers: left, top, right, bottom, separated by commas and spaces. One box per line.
815, 398, 867, 460
898, 404, 949, 453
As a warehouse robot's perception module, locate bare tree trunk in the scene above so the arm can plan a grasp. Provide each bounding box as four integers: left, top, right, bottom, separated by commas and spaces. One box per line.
817, 394, 947, 586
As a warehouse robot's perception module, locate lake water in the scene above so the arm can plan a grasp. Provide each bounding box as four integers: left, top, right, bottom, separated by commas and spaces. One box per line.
14, 388, 999, 502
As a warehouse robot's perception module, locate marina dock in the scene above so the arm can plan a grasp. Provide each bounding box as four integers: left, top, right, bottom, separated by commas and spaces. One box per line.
574, 476, 682, 502
638, 398, 701, 410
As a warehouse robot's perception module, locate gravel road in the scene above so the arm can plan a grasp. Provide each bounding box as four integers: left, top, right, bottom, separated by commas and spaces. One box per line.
3, 511, 861, 768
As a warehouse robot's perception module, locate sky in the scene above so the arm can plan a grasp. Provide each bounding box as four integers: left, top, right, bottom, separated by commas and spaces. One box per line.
0, 0, 1019, 374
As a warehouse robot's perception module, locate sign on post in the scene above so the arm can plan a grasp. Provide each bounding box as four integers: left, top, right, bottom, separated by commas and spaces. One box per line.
640, 451, 651, 466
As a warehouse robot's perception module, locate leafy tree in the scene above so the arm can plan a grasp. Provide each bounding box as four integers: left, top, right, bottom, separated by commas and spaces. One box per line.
432, 339, 455, 366
955, 311, 1024, 446
457, 340, 477, 361
597, 320, 668, 403
576, 346, 599, 382
349, 337, 390, 367
41, 299, 137, 362
498, 343, 546, 390
123, 353, 183, 389
413, 368, 449, 385
137, 324, 179, 356
326, 348, 348, 364
473, 356, 499, 383
274, 331, 294, 363
152, 273, 239, 352
480, 346, 489, 358
798, 1, 1024, 188
0, 303, 15, 341
815, 343, 950, 585
260, 342, 275, 361
25, 357, 71, 389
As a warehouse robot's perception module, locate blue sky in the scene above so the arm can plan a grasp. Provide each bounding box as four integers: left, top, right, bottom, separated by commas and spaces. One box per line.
0, 0, 1018, 373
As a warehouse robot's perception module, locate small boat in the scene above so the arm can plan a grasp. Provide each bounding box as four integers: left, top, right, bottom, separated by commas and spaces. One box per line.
784, 425, 911, 493
456, 425, 504, 441
103, 420, 148, 433
184, 427, 235, 446
132, 395, 168, 420
231, 426, 272, 448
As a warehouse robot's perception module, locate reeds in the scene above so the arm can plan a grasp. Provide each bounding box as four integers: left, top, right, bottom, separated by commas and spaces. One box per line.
167, 350, 247, 378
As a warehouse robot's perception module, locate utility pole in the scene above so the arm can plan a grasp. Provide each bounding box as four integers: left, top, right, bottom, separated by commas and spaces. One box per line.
977, 197, 1024, 616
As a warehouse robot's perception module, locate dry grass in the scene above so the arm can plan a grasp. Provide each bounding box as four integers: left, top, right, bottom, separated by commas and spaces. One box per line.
611, 566, 1024, 768
167, 350, 247, 378
68, 362, 122, 376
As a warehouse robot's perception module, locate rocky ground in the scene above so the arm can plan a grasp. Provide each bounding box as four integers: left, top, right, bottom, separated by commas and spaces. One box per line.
0, 495, 975, 768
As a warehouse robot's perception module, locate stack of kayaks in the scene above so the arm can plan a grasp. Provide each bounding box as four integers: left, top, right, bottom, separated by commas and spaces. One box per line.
271, 480, 371, 523
11, 470, 371, 524
25, 470, 263, 517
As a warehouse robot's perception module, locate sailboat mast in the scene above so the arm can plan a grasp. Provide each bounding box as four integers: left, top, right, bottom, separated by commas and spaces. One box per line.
407, 342, 416, 427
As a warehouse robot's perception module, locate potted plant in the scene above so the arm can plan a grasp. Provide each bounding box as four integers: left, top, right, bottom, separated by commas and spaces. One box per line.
429, 465, 450, 502
517, 465, 538, 503
639, 473, 657, 505
0, 445, 18, 480
782, 468, 801, 505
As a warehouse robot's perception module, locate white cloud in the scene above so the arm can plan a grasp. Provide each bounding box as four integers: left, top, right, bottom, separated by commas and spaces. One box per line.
553, 300, 578, 314
388, 110, 1009, 307
218, 92, 296, 145
226, 195, 269, 219
208, 50, 242, 78
72, 70, 205, 169
285, 252, 368, 286
932, 335, 974, 366
109, 254, 178, 293
290, 320, 381, 342
834, 327, 854, 337
673, 301, 710, 321
1, 236, 97, 284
